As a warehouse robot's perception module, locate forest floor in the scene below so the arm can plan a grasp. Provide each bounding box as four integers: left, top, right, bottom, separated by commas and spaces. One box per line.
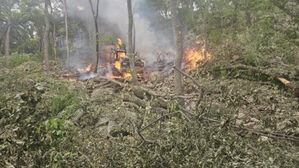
0, 56, 298, 167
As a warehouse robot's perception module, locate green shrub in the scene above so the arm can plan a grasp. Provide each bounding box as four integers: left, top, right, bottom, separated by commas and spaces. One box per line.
47, 85, 81, 119
36, 118, 78, 167
48, 92, 80, 118
37, 118, 76, 148
5, 52, 38, 68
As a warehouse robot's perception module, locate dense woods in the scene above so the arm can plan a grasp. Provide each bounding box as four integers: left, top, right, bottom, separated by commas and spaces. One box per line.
0, 0, 298, 167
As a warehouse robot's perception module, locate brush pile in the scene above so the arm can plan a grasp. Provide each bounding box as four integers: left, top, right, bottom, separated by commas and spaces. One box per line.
0, 55, 298, 167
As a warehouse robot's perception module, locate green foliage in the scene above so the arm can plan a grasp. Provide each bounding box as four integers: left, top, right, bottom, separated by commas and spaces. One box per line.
3, 52, 38, 68
35, 118, 79, 167
48, 87, 81, 118
96, 32, 115, 46
14, 36, 40, 54
37, 118, 76, 148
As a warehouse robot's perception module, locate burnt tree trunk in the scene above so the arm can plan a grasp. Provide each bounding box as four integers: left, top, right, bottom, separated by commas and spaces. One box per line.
64, 0, 70, 66
89, 0, 100, 73
127, 0, 138, 84
5, 14, 11, 56
43, 0, 50, 70
170, 0, 184, 105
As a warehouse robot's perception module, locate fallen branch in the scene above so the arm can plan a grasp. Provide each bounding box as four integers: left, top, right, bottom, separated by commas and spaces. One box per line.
123, 94, 147, 108
197, 115, 299, 142
94, 76, 164, 98
173, 66, 203, 91
93, 76, 125, 87
140, 112, 180, 133
214, 64, 298, 97
173, 66, 205, 107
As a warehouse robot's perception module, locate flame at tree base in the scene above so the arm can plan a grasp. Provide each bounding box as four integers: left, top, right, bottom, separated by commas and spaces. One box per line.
184, 47, 211, 72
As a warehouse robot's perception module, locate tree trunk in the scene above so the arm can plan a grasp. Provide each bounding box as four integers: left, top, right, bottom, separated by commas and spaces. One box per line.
232, 1, 239, 29
245, 0, 251, 26
170, 0, 184, 105
53, 23, 57, 60
0, 40, 3, 57
38, 31, 43, 52
202, 0, 208, 59
49, 1, 56, 60
127, 0, 138, 85
88, 0, 100, 73
5, 15, 11, 56
64, 0, 70, 66
43, 0, 50, 70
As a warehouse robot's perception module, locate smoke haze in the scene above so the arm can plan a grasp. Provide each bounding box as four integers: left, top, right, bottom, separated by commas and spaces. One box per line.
64, 0, 174, 67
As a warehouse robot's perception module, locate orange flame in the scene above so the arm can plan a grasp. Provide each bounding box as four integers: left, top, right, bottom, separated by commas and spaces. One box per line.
107, 73, 121, 79
117, 38, 122, 47
118, 52, 126, 58
184, 47, 211, 71
114, 61, 121, 71
77, 64, 92, 73
122, 72, 132, 79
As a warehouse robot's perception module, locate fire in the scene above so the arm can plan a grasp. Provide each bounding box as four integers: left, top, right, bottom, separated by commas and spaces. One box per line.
62, 38, 145, 81
113, 51, 126, 72
114, 61, 121, 71
122, 72, 132, 79
118, 52, 126, 58
117, 38, 123, 46
184, 47, 211, 71
195, 41, 201, 45
107, 73, 121, 79
77, 64, 92, 73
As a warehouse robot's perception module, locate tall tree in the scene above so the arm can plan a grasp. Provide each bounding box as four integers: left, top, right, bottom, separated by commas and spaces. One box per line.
49, 1, 57, 60
88, 0, 100, 73
5, 13, 11, 56
43, 0, 50, 69
127, 0, 138, 84
170, 0, 184, 104
232, 0, 239, 29
245, 0, 251, 26
1, 0, 15, 56
53, 21, 57, 59
201, 0, 208, 59
64, 0, 70, 66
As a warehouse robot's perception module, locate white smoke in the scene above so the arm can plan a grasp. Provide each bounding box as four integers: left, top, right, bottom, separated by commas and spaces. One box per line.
65, 0, 175, 67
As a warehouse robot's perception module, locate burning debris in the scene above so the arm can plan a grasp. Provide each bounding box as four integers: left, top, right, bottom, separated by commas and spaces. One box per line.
61, 40, 211, 82
184, 47, 211, 72
62, 38, 145, 81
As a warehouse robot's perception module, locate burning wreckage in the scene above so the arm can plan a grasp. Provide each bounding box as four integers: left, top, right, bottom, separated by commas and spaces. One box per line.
62, 39, 211, 82
63, 38, 145, 81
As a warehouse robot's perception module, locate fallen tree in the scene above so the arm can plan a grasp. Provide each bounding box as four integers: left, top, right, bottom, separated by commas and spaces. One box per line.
213, 64, 299, 98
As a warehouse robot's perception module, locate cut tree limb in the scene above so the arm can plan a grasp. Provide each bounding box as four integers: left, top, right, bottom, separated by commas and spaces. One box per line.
93, 76, 169, 108
173, 66, 205, 106
93, 76, 167, 100
215, 64, 298, 98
